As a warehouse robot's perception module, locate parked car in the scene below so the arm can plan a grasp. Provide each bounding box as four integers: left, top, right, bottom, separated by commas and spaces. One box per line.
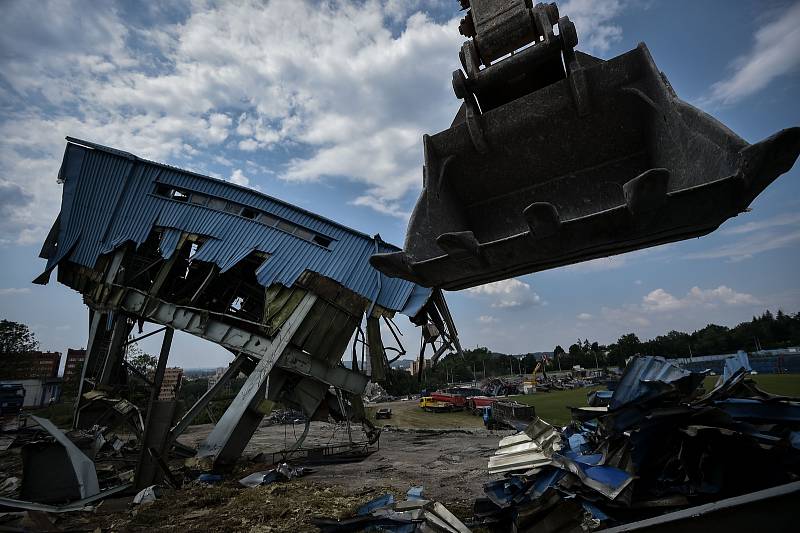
375, 408, 392, 419
0, 384, 25, 416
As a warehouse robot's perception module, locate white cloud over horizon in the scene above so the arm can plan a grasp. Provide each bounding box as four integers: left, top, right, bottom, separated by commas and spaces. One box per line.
0, 0, 630, 246
706, 2, 800, 105
466, 278, 543, 309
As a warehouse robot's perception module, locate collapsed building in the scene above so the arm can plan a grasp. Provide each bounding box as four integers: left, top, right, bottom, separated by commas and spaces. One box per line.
33, 137, 461, 489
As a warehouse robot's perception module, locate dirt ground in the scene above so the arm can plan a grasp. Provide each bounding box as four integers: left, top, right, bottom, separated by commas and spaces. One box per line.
177, 415, 508, 504
24, 415, 508, 532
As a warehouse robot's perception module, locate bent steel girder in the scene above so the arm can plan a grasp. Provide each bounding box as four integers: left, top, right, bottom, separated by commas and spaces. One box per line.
195, 293, 317, 466
370, 1, 800, 290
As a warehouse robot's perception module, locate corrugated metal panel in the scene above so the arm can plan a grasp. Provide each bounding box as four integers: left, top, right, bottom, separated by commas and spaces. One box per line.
39, 138, 431, 316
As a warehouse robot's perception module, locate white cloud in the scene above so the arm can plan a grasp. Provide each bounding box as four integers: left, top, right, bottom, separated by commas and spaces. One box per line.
722, 212, 800, 236
478, 315, 498, 324
560, 0, 625, 54
707, 2, 800, 104
0, 0, 634, 245
0, 287, 31, 296
228, 169, 250, 187
642, 285, 760, 312
593, 285, 761, 334
466, 278, 543, 309
577, 312, 593, 320
687, 228, 800, 262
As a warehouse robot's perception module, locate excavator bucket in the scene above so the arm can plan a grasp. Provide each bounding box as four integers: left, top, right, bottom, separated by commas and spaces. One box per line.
371, 0, 800, 290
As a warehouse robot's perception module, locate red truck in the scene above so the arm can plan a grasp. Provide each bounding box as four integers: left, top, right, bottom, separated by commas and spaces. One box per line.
430, 391, 466, 410
466, 396, 498, 414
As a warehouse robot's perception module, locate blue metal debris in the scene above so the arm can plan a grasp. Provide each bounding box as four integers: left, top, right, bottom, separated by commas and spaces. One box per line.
357, 493, 395, 516
721, 350, 752, 384
405, 486, 424, 501
477, 354, 800, 532
36, 138, 432, 317
609, 356, 705, 410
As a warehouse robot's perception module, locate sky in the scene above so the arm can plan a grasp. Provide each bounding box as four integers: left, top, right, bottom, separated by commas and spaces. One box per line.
0, 0, 798, 369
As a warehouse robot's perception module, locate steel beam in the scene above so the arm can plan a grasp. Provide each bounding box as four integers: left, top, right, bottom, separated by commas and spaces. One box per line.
195, 293, 317, 467
98, 316, 130, 386
120, 289, 367, 393
134, 327, 174, 489
72, 310, 104, 429
167, 354, 245, 442
280, 347, 369, 395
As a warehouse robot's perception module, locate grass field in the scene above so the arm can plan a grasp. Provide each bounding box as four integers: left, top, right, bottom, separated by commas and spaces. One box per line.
367, 400, 486, 429
367, 374, 800, 429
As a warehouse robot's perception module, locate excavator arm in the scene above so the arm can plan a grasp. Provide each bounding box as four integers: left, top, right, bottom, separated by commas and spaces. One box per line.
371, 0, 800, 290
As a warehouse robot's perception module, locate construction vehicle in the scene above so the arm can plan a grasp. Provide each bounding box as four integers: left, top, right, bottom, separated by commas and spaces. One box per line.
370, 0, 800, 290
466, 395, 497, 414
430, 391, 467, 409
419, 396, 455, 413
483, 401, 536, 431
0, 384, 25, 416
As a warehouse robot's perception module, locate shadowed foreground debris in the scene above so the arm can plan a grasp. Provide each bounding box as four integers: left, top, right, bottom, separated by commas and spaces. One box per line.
475, 354, 800, 532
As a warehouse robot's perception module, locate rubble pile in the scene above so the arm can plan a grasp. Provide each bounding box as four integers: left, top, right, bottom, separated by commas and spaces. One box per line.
264, 408, 308, 426
481, 377, 523, 396
363, 381, 394, 404
475, 355, 800, 532
239, 463, 311, 487
313, 487, 471, 533
0, 416, 135, 510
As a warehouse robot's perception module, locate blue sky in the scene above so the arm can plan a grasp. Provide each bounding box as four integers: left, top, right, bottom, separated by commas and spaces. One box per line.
1, 0, 798, 368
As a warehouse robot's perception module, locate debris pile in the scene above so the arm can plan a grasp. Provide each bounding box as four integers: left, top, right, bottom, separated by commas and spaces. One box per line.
313, 486, 471, 532
481, 377, 523, 396
475, 355, 800, 531
364, 381, 394, 403
238, 463, 311, 488
264, 408, 308, 426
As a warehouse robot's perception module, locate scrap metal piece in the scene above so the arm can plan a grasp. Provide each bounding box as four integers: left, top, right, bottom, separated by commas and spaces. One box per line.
0, 483, 131, 513
609, 356, 704, 410
24, 416, 99, 502
599, 480, 800, 533
371, 2, 800, 290
195, 294, 317, 467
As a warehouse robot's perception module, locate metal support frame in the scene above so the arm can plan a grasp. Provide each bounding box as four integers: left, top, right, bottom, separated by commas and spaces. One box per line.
134, 327, 174, 489
72, 310, 104, 429
123, 326, 167, 346
119, 289, 367, 392
98, 316, 130, 386
167, 354, 245, 442
195, 293, 317, 467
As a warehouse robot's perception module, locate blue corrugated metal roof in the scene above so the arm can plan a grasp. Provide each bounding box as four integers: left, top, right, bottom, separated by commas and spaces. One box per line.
38, 138, 432, 317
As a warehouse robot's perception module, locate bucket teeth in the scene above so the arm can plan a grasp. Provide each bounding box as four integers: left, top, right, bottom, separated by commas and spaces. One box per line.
368, 251, 415, 281
437, 231, 481, 258
623, 168, 670, 216
369, 10, 800, 290
524, 202, 561, 238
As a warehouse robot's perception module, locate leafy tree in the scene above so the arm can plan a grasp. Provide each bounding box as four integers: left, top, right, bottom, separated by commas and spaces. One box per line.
127, 342, 157, 374
0, 319, 39, 354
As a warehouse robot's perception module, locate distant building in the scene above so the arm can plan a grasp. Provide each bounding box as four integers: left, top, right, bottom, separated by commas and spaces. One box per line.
63, 348, 87, 382
0, 351, 61, 380
410, 358, 432, 375
0, 378, 61, 408
207, 367, 227, 390
159, 367, 183, 400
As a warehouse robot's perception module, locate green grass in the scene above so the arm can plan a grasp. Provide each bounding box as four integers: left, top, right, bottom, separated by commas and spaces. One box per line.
703, 373, 800, 397
367, 400, 485, 429
509, 387, 602, 426
367, 375, 800, 430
